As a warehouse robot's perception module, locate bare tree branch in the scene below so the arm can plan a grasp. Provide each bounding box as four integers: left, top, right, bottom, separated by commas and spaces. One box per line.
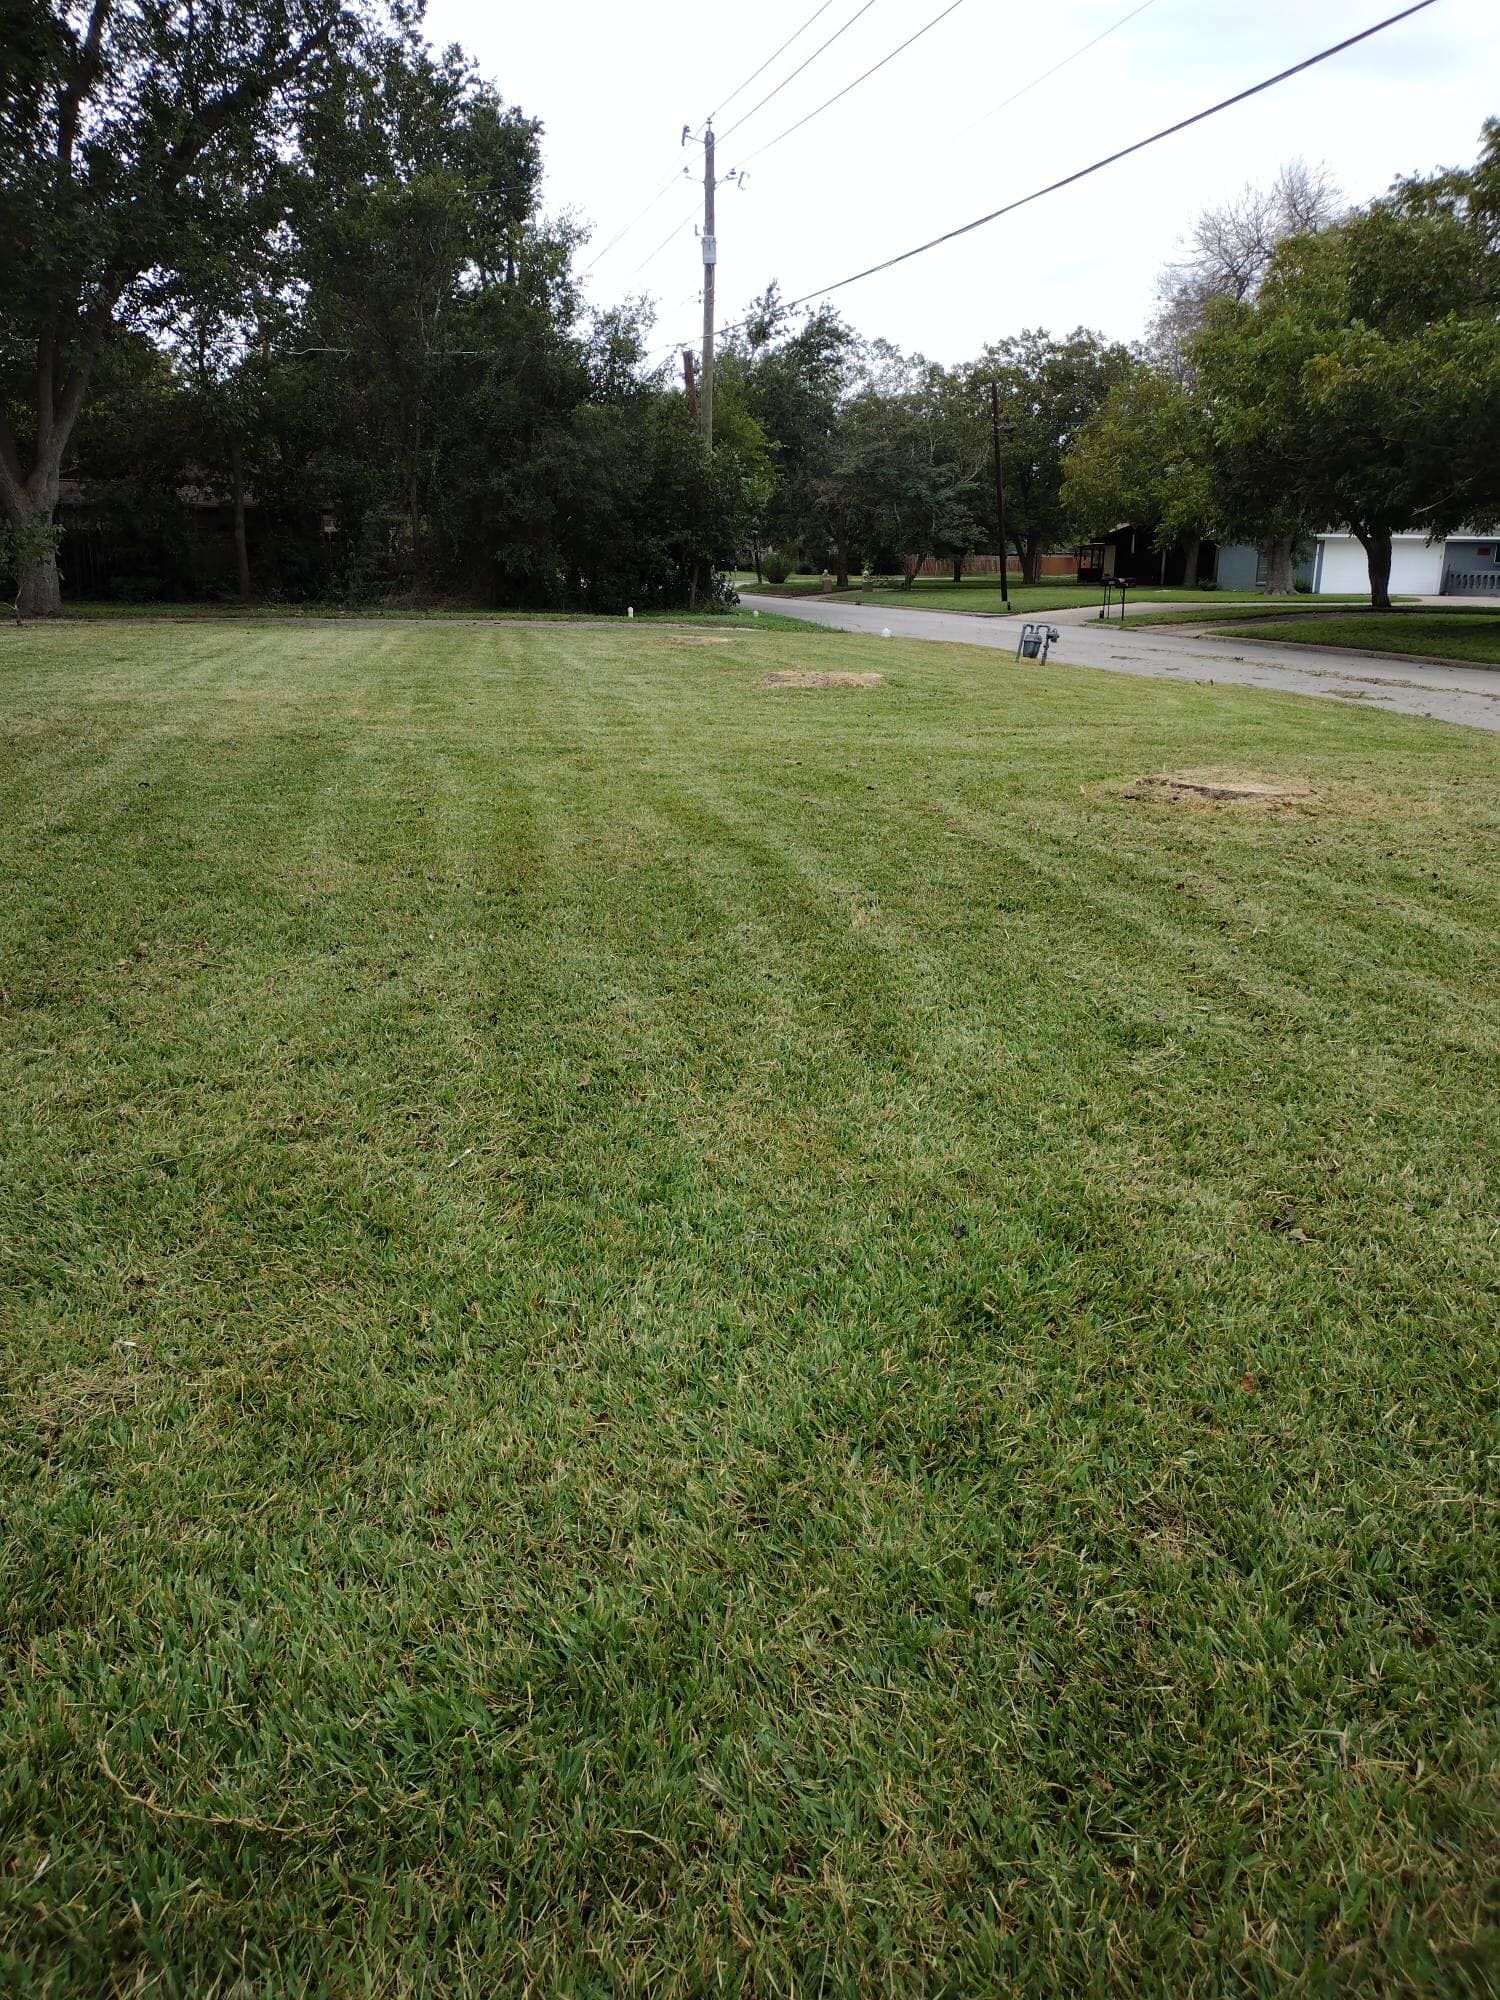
55, 0, 114, 174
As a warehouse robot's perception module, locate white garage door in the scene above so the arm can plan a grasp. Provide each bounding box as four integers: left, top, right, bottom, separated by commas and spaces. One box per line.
1317, 535, 1445, 595
1316, 537, 1370, 593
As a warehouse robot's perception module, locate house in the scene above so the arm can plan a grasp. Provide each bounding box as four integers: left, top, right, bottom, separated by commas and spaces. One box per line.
1078, 523, 1500, 597
1076, 528, 1313, 591
1311, 531, 1500, 597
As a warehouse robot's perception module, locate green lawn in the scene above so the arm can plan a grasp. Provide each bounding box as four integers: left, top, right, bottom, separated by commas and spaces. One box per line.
746, 577, 1374, 617
59, 599, 820, 633
3, 619, 1498, 1996
1219, 610, 1500, 665
1125, 599, 1406, 628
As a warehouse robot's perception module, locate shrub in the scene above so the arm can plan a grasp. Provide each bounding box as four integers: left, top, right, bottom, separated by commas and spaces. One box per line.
762, 548, 793, 585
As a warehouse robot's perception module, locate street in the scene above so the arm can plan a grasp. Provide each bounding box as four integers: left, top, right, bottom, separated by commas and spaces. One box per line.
755, 594, 1500, 734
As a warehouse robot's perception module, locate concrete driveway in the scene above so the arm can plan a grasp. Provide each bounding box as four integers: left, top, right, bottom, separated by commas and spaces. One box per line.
754, 594, 1500, 735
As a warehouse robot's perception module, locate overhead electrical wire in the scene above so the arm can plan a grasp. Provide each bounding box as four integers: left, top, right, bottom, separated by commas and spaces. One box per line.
630, 0, 919, 282
707, 0, 843, 121
655, 0, 1441, 353
582, 167, 689, 274
739, 0, 970, 167
949, 0, 1166, 145
717, 0, 882, 144
583, 0, 847, 273
636, 209, 704, 282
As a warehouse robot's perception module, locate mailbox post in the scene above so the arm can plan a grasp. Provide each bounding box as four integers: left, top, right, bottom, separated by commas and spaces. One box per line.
1098, 576, 1135, 622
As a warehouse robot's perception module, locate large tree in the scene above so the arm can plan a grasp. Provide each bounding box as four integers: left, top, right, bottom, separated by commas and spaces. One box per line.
966, 329, 1132, 582
1194, 125, 1500, 609
718, 286, 858, 576
1062, 363, 1216, 585
288, 36, 563, 587
0, 0, 398, 614
1149, 159, 1343, 374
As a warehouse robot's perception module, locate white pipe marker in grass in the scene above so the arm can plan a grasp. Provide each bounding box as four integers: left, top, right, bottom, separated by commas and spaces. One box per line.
882, 627, 891, 638
627, 606, 634, 618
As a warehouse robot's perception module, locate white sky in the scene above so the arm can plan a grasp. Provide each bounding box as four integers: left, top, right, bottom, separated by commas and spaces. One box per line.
421, 0, 1496, 363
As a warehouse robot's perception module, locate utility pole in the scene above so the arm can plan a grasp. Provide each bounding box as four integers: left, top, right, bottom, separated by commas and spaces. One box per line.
700, 121, 716, 447
989, 380, 1011, 611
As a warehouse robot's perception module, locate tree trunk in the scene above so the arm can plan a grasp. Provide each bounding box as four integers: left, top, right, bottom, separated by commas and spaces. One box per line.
1181, 533, 1201, 588
7, 498, 64, 618
1024, 532, 1044, 585
752, 539, 762, 584
952, 556, 963, 584
16, 544, 63, 616
1356, 525, 1393, 610
230, 441, 251, 601
903, 552, 925, 592
835, 542, 850, 591
1262, 535, 1294, 595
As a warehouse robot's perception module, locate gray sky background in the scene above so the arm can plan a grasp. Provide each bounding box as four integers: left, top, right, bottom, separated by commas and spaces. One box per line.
421, 0, 1495, 361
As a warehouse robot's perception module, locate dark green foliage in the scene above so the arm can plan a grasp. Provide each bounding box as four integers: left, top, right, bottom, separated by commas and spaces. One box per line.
2, 10, 752, 612
967, 329, 1134, 580
1189, 123, 1500, 609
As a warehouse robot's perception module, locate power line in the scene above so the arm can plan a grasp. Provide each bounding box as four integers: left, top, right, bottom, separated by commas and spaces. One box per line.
622, 0, 1163, 275
739, 0, 970, 167
582, 167, 689, 275
583, 0, 842, 274
587, 0, 1154, 282
628, 205, 699, 280
708, 0, 842, 122
712, 0, 1443, 330
950, 0, 1166, 146
717, 0, 882, 145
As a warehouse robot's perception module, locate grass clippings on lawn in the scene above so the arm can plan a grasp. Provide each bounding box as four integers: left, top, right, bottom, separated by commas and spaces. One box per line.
2, 616, 1498, 1997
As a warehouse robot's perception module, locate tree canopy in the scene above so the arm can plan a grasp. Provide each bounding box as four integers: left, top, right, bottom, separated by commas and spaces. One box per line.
4, 16, 1495, 619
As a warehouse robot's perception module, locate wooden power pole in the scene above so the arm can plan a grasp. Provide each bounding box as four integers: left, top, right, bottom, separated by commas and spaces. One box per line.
700, 121, 716, 447
989, 380, 1011, 611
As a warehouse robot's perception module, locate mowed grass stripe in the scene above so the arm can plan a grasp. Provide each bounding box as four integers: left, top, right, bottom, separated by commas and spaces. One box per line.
1, 619, 1496, 1997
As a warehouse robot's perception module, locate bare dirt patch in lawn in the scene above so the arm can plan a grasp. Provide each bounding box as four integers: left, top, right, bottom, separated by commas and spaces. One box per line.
1118, 770, 1319, 811
762, 669, 885, 690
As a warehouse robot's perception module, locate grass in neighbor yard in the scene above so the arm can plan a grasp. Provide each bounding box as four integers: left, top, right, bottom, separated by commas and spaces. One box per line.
745, 576, 1379, 617
1124, 600, 1415, 628
3, 617, 1499, 1997
1218, 610, 1500, 666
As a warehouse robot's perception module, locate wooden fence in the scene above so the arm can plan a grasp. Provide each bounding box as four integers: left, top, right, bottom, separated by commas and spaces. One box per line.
909, 552, 1077, 579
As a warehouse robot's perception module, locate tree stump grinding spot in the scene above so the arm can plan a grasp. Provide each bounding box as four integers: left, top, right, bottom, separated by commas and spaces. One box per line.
1123, 772, 1316, 807
761, 670, 885, 690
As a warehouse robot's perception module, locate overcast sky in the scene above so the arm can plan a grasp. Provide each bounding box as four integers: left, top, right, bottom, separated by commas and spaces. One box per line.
421, 0, 1495, 363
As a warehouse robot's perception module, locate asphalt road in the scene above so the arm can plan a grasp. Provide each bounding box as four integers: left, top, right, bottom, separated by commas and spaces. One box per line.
754, 594, 1500, 735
